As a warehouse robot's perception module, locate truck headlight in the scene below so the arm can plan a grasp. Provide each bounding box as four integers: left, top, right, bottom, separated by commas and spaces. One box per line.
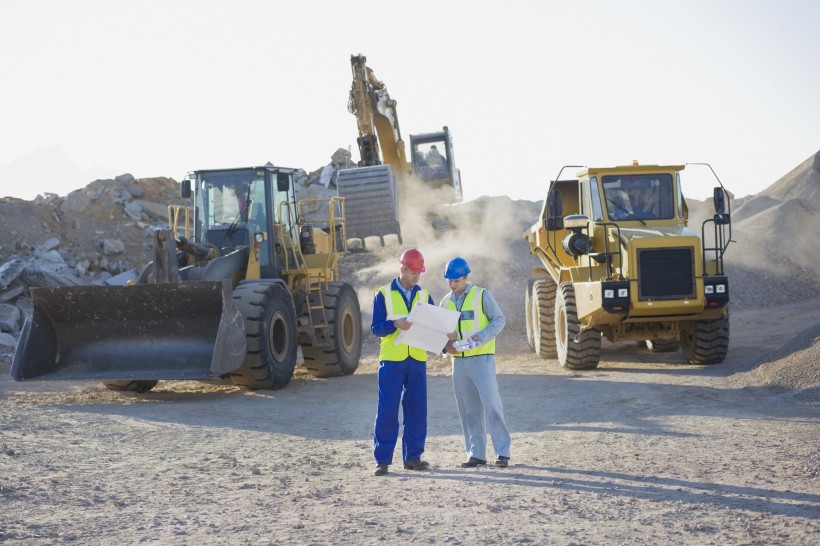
704, 285, 714, 294
604, 289, 614, 299
618, 288, 628, 298
716, 284, 726, 294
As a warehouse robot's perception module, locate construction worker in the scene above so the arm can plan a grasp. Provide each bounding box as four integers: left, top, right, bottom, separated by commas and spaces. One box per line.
370, 248, 435, 477
440, 257, 511, 468
426, 145, 445, 166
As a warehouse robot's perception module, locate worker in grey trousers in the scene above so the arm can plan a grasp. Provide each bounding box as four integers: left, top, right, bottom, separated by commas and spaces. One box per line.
440, 257, 511, 468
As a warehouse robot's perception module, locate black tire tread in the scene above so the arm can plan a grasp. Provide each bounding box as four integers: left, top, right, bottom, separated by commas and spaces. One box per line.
682, 316, 730, 365
533, 279, 558, 359
556, 283, 601, 370
302, 282, 363, 378
230, 280, 297, 389
646, 339, 681, 353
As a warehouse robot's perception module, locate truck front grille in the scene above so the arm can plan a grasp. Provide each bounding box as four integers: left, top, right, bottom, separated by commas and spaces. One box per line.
637, 247, 695, 300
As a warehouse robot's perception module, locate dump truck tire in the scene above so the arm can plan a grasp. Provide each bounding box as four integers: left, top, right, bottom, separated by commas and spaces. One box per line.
525, 280, 535, 350
532, 279, 558, 359
646, 339, 681, 353
230, 280, 297, 390
681, 316, 729, 365
555, 283, 601, 370
103, 380, 159, 393
302, 282, 363, 378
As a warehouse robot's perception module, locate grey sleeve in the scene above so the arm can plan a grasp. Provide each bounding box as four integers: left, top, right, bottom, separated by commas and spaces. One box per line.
475, 289, 505, 343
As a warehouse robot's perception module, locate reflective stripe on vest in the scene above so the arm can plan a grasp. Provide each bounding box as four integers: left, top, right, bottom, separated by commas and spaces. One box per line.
445, 285, 495, 356
378, 284, 429, 362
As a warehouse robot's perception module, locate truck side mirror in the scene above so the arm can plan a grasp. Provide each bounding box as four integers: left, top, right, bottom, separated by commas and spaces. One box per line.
277, 172, 290, 192
713, 186, 726, 215
181, 179, 192, 199
544, 187, 564, 230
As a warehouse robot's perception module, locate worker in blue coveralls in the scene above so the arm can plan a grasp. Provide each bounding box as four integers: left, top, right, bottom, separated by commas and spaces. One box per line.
440, 257, 512, 468
371, 248, 435, 477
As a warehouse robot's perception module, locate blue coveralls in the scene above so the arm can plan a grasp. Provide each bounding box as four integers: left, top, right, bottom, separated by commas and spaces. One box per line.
371, 279, 434, 465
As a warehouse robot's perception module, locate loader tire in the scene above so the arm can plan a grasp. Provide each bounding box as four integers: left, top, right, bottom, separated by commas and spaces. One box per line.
302, 282, 363, 378
681, 315, 729, 365
646, 339, 681, 353
532, 279, 558, 359
230, 280, 297, 390
103, 380, 159, 393
555, 283, 601, 370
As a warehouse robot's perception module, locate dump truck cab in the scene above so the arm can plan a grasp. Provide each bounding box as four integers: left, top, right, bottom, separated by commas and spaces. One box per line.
524, 162, 731, 369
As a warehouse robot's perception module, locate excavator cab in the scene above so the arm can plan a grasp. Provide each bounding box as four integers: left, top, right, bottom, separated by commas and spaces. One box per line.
409, 126, 463, 203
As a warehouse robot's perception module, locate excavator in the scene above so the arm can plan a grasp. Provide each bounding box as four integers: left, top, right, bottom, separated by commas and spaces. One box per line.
337, 54, 463, 246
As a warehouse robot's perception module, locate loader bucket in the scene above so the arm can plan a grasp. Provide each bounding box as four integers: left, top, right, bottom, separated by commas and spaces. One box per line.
10, 280, 246, 382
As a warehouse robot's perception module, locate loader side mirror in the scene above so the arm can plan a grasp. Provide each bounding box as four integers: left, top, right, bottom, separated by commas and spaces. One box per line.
277, 172, 290, 192
181, 179, 192, 199
713, 186, 726, 215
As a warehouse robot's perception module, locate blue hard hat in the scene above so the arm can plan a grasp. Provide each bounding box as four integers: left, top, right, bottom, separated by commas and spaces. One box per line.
444, 257, 471, 279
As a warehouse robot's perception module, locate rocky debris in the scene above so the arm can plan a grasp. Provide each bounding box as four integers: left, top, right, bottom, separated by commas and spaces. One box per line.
0, 174, 185, 348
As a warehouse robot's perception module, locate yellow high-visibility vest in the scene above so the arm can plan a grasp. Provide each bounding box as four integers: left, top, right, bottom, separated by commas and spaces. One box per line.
378, 284, 429, 362
445, 285, 495, 356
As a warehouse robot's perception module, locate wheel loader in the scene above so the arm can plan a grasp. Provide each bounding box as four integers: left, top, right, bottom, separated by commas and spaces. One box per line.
523, 161, 732, 369
11, 165, 363, 393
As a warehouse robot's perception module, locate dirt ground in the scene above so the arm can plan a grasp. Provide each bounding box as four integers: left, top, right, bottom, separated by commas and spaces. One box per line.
1, 294, 818, 545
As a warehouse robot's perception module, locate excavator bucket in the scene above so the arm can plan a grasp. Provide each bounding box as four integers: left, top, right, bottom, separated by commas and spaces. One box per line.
10, 280, 247, 382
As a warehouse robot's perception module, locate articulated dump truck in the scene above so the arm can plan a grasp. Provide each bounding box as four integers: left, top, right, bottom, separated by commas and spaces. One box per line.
523, 162, 732, 369
11, 165, 362, 393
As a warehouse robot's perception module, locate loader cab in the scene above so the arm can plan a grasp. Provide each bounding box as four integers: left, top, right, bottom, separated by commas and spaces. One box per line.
192, 166, 298, 278
409, 126, 463, 203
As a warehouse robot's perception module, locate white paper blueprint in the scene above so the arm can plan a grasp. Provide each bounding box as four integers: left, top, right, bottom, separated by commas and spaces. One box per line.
394, 302, 460, 354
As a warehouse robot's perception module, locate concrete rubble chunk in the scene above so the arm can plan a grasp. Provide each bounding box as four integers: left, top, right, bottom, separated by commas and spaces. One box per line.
60, 191, 91, 214
124, 201, 143, 221
36, 237, 61, 253
0, 259, 25, 289
0, 303, 20, 332
21, 264, 82, 288
115, 173, 136, 185
134, 199, 172, 221
99, 239, 126, 255
0, 331, 16, 348
126, 184, 145, 198
34, 250, 69, 274
0, 281, 26, 303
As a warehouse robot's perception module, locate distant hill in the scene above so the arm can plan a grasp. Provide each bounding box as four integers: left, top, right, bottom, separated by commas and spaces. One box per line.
0, 145, 120, 200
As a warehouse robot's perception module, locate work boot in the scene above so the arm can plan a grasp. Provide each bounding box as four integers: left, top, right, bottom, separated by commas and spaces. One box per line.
460, 457, 487, 468
494, 456, 510, 468
374, 463, 389, 476
403, 459, 430, 470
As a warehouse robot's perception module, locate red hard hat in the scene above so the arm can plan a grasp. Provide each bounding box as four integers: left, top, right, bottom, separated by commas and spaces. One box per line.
399, 248, 426, 273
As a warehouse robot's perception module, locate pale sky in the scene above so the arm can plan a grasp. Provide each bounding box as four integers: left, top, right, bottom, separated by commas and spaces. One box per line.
1, 0, 818, 202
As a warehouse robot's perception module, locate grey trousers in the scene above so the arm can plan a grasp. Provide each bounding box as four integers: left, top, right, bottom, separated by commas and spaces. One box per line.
452, 356, 511, 460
